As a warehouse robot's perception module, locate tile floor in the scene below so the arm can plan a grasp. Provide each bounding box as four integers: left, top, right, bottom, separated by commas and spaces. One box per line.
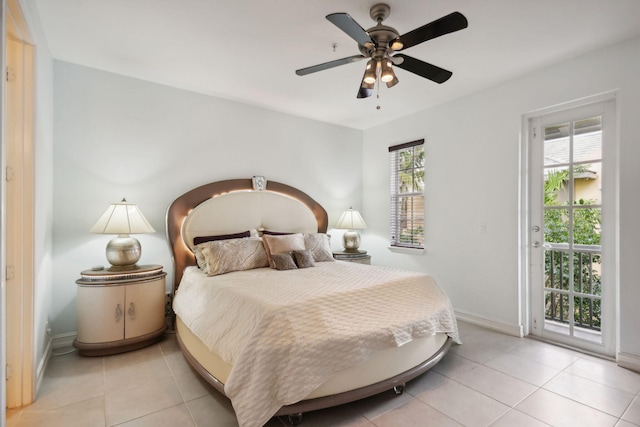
7, 321, 640, 427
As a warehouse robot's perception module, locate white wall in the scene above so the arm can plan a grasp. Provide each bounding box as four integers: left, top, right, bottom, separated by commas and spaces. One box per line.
362, 36, 640, 361
20, 0, 55, 387
52, 61, 363, 336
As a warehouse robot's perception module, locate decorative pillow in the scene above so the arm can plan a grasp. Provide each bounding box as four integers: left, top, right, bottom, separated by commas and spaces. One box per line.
271, 253, 298, 270
193, 246, 207, 270
201, 237, 269, 276
193, 231, 251, 269
304, 233, 335, 262
262, 233, 306, 268
293, 249, 315, 268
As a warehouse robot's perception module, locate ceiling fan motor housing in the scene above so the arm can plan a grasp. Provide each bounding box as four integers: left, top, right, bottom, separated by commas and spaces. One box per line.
359, 3, 400, 57
360, 24, 399, 55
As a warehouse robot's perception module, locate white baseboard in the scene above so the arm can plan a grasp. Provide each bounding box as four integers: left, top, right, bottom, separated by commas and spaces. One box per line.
36, 337, 52, 394
455, 309, 524, 337
617, 351, 640, 373
52, 332, 76, 350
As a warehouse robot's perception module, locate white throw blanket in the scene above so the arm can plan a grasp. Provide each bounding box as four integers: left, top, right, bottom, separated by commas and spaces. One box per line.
173, 262, 460, 427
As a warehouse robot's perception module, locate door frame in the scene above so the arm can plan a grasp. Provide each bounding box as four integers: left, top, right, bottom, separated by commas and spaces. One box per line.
3, 0, 36, 413
1, 0, 6, 420
519, 91, 619, 356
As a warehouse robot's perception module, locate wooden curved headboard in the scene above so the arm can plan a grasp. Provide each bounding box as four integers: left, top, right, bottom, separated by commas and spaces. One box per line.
165, 178, 328, 292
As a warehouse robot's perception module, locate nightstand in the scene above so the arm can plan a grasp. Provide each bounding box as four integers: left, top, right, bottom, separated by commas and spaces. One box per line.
333, 250, 371, 265
73, 264, 167, 356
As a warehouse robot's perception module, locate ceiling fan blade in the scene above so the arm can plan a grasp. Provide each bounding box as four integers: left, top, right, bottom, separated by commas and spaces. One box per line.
296, 55, 367, 76
326, 13, 374, 47
395, 12, 468, 51
393, 54, 452, 84
357, 85, 373, 99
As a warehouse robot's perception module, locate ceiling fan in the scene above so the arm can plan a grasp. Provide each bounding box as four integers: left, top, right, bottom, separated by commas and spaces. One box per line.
295, 3, 468, 99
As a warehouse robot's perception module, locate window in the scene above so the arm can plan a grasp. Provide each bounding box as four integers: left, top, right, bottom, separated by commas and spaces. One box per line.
389, 139, 425, 249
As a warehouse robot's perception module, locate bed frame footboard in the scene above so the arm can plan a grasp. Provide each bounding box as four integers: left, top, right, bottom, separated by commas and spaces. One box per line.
176, 331, 452, 421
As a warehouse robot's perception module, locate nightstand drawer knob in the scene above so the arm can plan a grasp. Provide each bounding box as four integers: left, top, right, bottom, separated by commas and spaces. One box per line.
115, 304, 122, 322
128, 302, 136, 320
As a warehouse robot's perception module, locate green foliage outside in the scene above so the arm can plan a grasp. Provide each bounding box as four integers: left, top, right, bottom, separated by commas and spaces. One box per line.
396, 146, 425, 246
544, 168, 602, 329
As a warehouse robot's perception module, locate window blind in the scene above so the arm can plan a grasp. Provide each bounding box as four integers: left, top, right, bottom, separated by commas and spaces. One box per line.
389, 139, 425, 248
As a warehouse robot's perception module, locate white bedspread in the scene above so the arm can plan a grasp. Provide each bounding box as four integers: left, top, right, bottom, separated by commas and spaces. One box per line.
173, 262, 460, 427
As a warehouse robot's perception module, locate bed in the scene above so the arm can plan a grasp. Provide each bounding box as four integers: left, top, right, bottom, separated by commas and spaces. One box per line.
166, 178, 460, 427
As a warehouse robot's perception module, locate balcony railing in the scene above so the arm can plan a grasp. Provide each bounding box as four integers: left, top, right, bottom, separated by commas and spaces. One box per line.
544, 244, 601, 332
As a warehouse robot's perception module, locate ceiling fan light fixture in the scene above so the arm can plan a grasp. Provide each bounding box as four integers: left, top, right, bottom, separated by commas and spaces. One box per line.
380, 59, 395, 83
363, 59, 377, 84
385, 73, 399, 88
390, 39, 403, 50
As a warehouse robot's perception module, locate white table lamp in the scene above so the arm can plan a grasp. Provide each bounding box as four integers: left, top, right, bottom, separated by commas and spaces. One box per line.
90, 198, 155, 270
335, 207, 367, 252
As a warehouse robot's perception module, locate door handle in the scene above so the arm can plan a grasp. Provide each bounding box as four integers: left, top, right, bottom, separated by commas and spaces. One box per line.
128, 302, 135, 320
115, 304, 122, 322
533, 241, 541, 248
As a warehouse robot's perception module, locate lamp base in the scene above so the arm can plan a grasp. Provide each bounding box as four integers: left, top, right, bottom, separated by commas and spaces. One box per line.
342, 230, 362, 252
106, 235, 142, 268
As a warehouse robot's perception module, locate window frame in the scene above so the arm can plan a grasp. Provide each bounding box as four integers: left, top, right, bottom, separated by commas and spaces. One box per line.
389, 139, 425, 250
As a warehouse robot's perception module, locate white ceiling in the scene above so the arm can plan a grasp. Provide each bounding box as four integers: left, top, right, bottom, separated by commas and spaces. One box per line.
34, 0, 640, 130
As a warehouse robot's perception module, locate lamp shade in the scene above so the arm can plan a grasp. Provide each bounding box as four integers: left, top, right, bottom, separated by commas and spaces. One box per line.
335, 208, 367, 230
363, 60, 377, 85
380, 59, 394, 83
90, 198, 155, 235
